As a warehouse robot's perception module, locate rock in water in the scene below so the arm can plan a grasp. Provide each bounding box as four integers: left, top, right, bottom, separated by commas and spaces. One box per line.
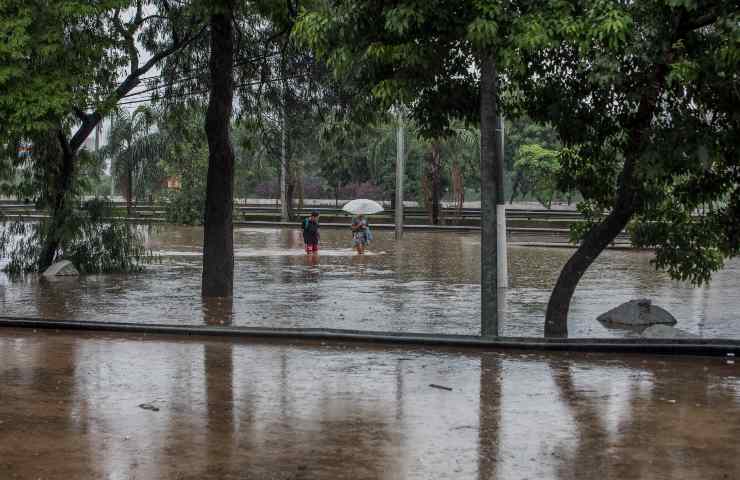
641, 325, 698, 339
597, 299, 676, 327
42, 260, 79, 277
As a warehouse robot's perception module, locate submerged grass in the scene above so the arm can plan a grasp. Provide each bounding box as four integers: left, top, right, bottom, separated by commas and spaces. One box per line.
0, 198, 154, 275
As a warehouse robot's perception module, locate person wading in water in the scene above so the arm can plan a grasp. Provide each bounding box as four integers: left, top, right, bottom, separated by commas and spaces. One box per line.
351, 214, 372, 255
302, 211, 320, 255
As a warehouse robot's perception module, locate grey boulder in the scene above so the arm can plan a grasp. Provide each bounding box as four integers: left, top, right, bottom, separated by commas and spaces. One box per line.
597, 299, 676, 327
42, 260, 79, 277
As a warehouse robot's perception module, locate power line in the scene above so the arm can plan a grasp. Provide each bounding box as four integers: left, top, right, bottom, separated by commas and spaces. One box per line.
100, 51, 309, 107
83, 49, 322, 113
122, 51, 285, 100
115, 73, 313, 107
136, 51, 282, 84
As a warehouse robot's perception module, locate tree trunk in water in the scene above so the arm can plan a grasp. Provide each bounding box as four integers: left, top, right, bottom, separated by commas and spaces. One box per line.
202, 3, 235, 298
479, 52, 502, 336
544, 203, 635, 336
38, 134, 75, 271
544, 59, 670, 337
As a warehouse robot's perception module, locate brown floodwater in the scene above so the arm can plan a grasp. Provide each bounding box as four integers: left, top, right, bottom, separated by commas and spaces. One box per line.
1, 225, 739, 338
0, 327, 738, 479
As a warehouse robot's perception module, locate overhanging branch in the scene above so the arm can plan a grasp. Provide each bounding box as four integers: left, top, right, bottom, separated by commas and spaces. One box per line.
69, 24, 206, 153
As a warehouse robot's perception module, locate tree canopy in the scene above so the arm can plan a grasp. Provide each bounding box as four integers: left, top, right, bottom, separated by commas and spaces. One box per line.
511, 0, 740, 335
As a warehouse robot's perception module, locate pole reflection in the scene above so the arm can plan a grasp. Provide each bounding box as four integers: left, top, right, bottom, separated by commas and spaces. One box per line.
478, 354, 501, 480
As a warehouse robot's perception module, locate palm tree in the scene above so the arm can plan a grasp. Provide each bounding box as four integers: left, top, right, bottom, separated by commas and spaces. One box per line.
101, 106, 165, 215
444, 125, 480, 215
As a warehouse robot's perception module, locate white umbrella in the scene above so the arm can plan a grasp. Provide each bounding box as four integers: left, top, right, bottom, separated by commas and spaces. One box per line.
342, 199, 384, 215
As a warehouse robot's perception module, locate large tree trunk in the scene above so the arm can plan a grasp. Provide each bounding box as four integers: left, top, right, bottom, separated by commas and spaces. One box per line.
479, 52, 502, 336
38, 132, 76, 271
202, 2, 235, 298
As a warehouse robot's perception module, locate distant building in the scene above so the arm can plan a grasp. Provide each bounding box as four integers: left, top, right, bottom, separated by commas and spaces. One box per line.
164, 176, 181, 190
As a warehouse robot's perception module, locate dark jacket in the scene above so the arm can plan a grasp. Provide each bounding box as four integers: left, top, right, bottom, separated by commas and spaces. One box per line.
302, 218, 320, 244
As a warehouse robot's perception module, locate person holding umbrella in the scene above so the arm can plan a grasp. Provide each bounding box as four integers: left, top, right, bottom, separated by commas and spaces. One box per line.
351, 214, 371, 254
342, 199, 383, 255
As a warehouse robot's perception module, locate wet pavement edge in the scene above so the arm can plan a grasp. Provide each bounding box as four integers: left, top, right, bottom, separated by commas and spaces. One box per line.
1, 316, 738, 357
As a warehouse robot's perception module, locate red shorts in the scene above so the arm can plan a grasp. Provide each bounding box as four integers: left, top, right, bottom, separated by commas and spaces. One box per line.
305, 243, 319, 254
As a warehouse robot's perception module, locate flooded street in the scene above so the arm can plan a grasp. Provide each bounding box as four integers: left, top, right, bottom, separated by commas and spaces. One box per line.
0, 328, 738, 479
1, 225, 739, 338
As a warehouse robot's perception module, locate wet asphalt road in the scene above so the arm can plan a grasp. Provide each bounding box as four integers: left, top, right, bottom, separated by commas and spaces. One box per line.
0, 328, 738, 479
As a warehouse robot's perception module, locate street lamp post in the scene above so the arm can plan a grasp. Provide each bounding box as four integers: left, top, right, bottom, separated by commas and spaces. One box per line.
394, 106, 406, 240
496, 114, 508, 288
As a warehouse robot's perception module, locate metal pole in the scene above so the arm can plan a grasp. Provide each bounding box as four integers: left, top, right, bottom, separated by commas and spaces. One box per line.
129, 126, 134, 215
496, 114, 508, 288
395, 108, 405, 240
480, 53, 500, 337
280, 108, 288, 221
108, 115, 115, 198
279, 54, 288, 222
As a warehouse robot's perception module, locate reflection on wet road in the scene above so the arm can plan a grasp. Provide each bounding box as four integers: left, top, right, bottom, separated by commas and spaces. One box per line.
1, 225, 739, 338
0, 328, 737, 479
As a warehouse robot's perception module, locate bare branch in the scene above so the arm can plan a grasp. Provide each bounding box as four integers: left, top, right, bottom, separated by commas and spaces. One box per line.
139, 14, 169, 24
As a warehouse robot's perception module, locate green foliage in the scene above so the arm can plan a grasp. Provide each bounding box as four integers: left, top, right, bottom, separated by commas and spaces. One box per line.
504, 117, 560, 170
513, 144, 561, 209
1, 0, 200, 272
157, 105, 209, 225
100, 106, 166, 202
295, 0, 480, 138
0, 0, 127, 142
162, 179, 206, 225
514, 0, 740, 285
0, 198, 151, 275
629, 207, 727, 285
316, 113, 477, 203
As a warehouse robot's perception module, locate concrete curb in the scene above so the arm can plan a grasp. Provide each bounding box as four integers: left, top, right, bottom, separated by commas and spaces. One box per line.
1, 317, 737, 357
